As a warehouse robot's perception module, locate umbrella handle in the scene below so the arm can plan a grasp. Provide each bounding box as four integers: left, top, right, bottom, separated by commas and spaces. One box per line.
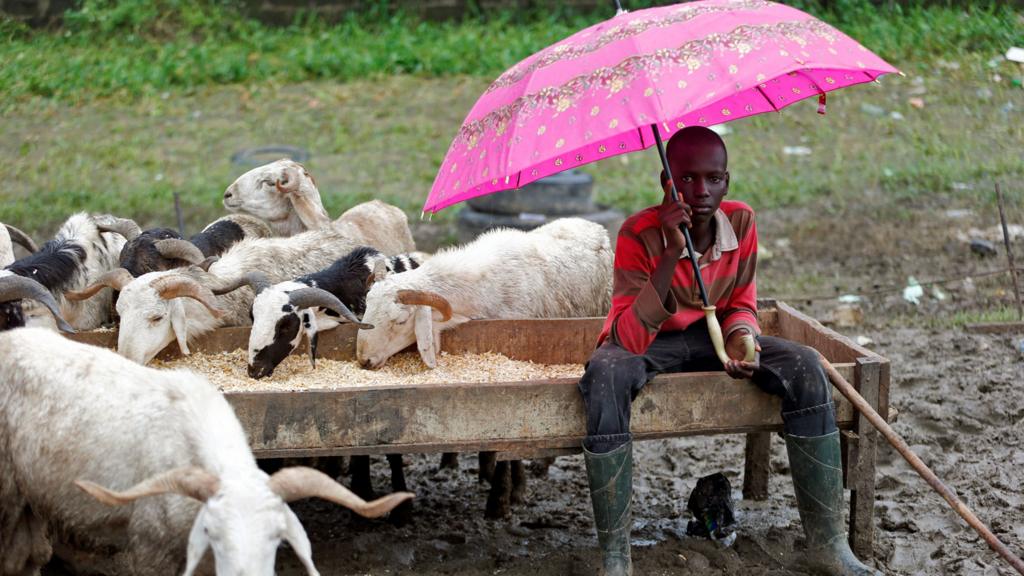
704, 306, 756, 365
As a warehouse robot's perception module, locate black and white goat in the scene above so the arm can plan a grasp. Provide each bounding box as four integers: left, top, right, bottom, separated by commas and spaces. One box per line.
109, 214, 273, 277
4, 213, 128, 331
0, 273, 75, 333
243, 246, 425, 379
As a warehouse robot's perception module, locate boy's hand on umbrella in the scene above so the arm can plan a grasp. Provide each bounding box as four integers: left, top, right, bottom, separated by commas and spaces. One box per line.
658, 195, 691, 251
724, 330, 760, 379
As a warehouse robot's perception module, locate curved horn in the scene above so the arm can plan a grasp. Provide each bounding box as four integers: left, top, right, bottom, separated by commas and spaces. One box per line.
151, 275, 225, 318
94, 216, 141, 241
154, 239, 205, 265
288, 287, 372, 329
4, 225, 38, 254
396, 289, 452, 322
211, 271, 271, 296
197, 256, 219, 272
269, 466, 414, 518
65, 268, 134, 301
274, 164, 301, 195
0, 274, 75, 333
76, 466, 220, 506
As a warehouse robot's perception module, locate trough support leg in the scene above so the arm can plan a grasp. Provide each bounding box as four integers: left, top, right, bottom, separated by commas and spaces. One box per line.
386, 454, 412, 526
847, 358, 881, 558
485, 460, 512, 519
479, 451, 497, 484
743, 432, 771, 501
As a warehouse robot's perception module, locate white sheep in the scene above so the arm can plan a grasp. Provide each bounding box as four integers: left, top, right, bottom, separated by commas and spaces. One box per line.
223, 159, 331, 236
357, 217, 613, 369
4, 213, 127, 331
0, 327, 412, 576
68, 201, 416, 365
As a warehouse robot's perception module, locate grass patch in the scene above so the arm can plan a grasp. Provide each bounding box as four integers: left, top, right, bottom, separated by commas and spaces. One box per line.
0, 0, 1019, 103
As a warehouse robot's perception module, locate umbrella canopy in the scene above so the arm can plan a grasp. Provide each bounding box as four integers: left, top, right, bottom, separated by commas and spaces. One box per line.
424, 0, 899, 214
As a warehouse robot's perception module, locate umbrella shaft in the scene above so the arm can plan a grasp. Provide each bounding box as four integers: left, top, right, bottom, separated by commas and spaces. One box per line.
651, 124, 710, 307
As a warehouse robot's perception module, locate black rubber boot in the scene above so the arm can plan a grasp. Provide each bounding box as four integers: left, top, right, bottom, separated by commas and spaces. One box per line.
583, 440, 633, 576
785, 431, 883, 576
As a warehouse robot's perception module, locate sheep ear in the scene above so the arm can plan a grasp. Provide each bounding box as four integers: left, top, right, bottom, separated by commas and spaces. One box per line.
283, 506, 320, 576
183, 511, 210, 576
413, 306, 436, 369
170, 300, 190, 356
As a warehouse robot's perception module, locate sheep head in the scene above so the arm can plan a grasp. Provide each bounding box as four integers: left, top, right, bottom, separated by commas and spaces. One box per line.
222, 159, 328, 235
356, 278, 454, 370
246, 279, 371, 379
76, 465, 413, 576
115, 270, 224, 365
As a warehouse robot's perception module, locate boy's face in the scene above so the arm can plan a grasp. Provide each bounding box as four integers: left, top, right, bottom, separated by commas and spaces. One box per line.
665, 140, 729, 224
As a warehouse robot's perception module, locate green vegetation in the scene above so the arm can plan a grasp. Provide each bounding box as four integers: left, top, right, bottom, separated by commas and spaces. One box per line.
1, 1, 1021, 317
0, 0, 1019, 103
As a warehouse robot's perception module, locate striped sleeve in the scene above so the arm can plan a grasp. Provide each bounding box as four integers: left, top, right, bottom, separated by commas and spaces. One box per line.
720, 209, 760, 338
607, 226, 676, 355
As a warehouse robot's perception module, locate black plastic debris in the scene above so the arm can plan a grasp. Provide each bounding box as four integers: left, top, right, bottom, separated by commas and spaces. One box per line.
686, 472, 736, 545
969, 238, 998, 257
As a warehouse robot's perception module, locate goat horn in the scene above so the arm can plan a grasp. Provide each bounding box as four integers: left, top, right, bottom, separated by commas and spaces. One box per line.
396, 289, 452, 322
76, 466, 220, 506
4, 225, 38, 254
151, 275, 225, 318
268, 466, 414, 518
0, 274, 75, 333
154, 239, 205, 265
211, 271, 271, 296
197, 256, 219, 272
65, 268, 134, 301
288, 287, 372, 329
94, 216, 141, 241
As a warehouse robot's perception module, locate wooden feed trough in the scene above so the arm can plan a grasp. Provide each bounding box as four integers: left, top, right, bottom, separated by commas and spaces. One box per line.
70, 299, 891, 556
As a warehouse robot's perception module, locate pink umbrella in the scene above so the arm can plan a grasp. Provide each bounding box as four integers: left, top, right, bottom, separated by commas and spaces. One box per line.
425, 0, 899, 214
424, 0, 899, 363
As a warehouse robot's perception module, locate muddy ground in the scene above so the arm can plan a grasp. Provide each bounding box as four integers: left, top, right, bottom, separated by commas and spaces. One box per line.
269, 202, 1024, 576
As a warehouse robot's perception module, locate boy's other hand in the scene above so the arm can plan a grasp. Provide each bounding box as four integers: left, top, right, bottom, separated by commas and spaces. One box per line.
724, 330, 760, 379
658, 194, 691, 251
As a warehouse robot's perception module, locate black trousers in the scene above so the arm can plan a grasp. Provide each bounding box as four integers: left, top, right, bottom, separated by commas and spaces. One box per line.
578, 320, 837, 453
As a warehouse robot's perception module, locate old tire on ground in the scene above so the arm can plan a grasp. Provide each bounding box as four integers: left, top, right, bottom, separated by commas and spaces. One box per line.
466, 170, 595, 216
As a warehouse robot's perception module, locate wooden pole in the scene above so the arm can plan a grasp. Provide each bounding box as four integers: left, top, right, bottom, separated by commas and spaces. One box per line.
820, 357, 1024, 575
995, 183, 1023, 321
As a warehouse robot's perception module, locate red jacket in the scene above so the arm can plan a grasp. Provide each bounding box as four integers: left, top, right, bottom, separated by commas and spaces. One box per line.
598, 200, 760, 355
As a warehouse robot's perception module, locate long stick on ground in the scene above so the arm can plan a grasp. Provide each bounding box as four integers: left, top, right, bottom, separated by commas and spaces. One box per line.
995, 182, 1024, 321
819, 357, 1024, 575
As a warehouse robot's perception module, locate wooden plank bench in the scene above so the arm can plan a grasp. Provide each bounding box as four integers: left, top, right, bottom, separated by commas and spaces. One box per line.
69, 299, 890, 556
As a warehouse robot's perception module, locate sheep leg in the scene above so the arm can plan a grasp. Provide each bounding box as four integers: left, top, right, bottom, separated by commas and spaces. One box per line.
256, 457, 285, 476
528, 456, 555, 478
510, 459, 527, 505
478, 451, 497, 484
439, 452, 459, 470
484, 461, 512, 519
386, 454, 413, 527
349, 455, 376, 500
318, 456, 345, 480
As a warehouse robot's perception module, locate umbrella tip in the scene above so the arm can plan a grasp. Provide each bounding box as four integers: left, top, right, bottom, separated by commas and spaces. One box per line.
420, 211, 426, 221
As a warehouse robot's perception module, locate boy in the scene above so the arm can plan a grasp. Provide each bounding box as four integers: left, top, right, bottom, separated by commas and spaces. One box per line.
578, 126, 879, 576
